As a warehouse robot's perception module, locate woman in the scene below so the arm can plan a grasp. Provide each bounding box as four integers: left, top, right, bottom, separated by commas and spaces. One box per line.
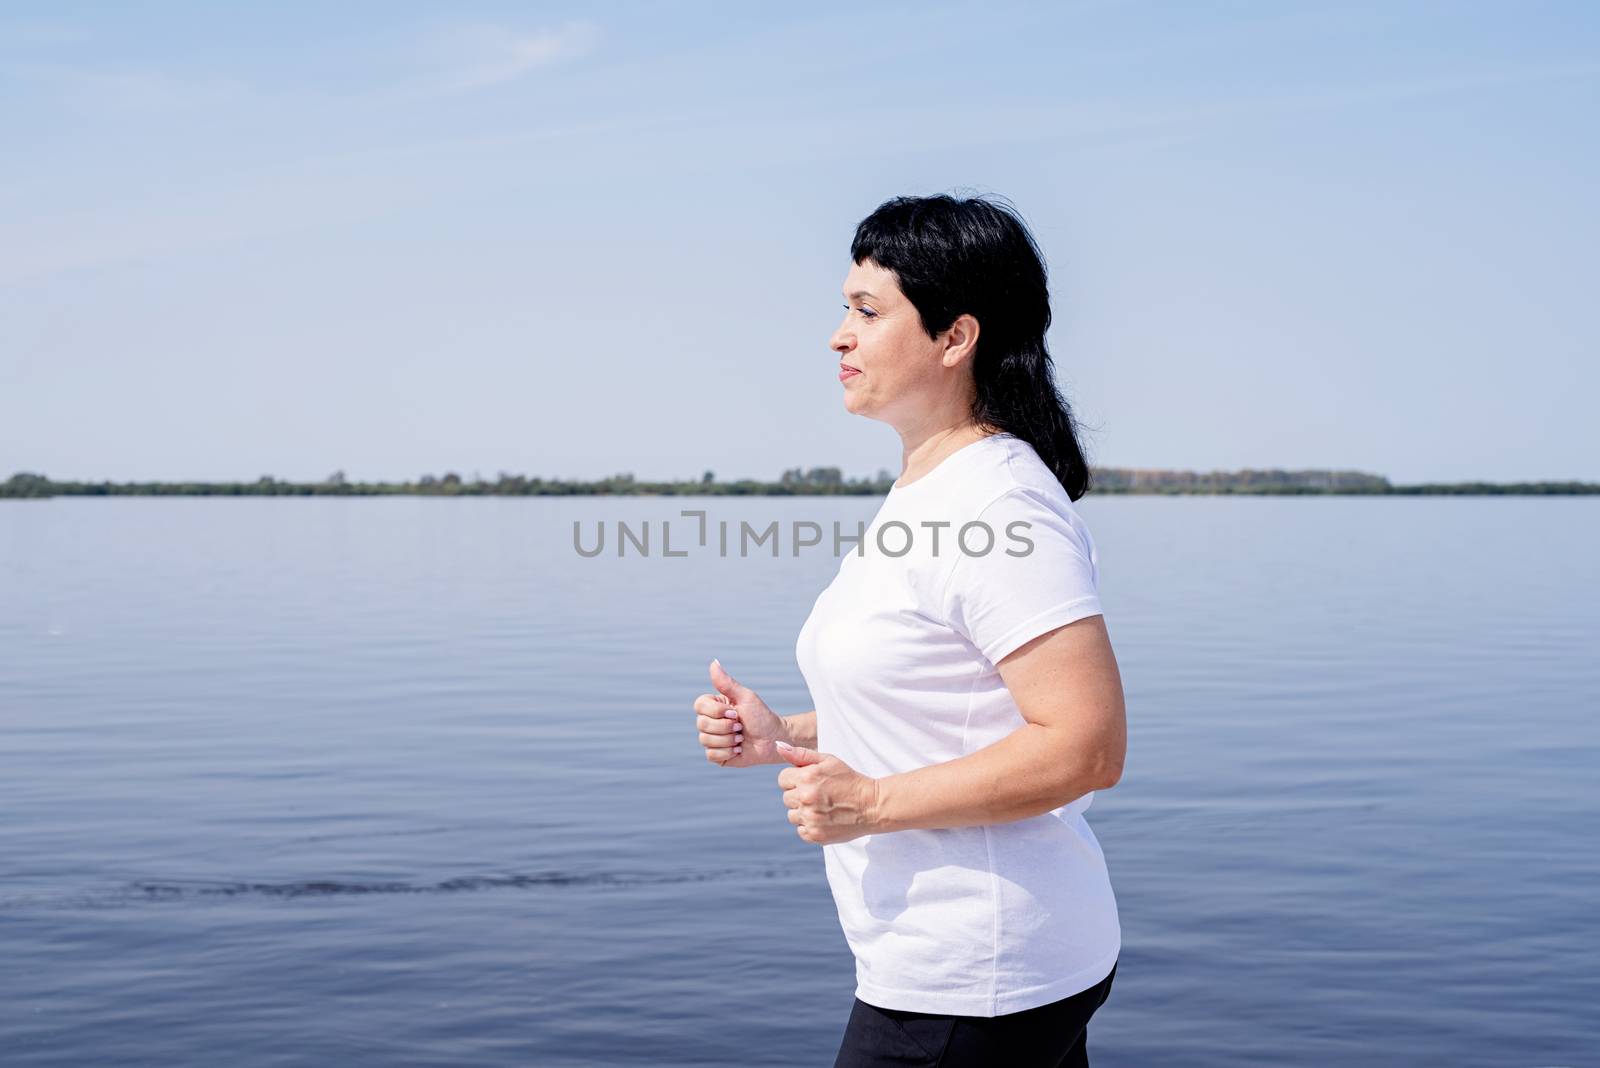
691, 193, 1126, 1067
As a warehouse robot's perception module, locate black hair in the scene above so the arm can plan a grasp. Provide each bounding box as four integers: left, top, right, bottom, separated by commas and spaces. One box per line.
849, 193, 1095, 501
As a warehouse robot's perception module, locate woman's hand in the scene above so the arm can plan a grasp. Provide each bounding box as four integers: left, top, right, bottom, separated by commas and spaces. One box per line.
776, 742, 881, 845
692, 658, 791, 768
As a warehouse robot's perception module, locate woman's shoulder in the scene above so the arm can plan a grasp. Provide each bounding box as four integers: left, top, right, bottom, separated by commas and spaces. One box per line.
963, 434, 1077, 517
894, 433, 1084, 537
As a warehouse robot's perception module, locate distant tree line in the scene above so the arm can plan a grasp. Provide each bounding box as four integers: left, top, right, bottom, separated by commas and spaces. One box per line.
4, 467, 1596, 499
1091, 467, 1394, 494
0, 468, 895, 498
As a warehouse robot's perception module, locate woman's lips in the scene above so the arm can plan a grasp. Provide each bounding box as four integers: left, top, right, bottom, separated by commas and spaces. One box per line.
839, 365, 861, 382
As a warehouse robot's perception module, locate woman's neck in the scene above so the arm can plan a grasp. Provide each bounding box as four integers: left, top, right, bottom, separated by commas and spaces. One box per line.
896, 421, 994, 486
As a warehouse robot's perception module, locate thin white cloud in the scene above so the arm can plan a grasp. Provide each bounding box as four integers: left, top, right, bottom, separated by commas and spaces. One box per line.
0, 18, 85, 46
1, 59, 254, 115
1, 19, 600, 116
419, 20, 601, 97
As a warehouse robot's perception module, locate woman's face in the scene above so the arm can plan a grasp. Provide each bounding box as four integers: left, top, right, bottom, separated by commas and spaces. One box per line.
829, 258, 950, 424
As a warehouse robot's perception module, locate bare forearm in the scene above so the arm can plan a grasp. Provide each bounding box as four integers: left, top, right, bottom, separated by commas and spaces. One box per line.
873, 723, 1116, 833
780, 710, 817, 749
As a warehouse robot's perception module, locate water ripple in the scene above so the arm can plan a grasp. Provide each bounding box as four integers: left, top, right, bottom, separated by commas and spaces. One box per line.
1, 862, 815, 910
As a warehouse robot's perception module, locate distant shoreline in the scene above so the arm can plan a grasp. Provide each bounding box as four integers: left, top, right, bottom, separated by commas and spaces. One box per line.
5, 469, 1597, 498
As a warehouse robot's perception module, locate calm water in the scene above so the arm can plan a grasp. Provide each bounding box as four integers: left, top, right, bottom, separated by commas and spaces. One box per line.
1, 496, 1596, 1067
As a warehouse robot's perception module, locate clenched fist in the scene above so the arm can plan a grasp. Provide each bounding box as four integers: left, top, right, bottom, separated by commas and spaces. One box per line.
692, 658, 792, 768
776, 741, 880, 845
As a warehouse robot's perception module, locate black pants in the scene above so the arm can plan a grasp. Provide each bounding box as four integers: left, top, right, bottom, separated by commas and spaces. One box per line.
832, 963, 1116, 1068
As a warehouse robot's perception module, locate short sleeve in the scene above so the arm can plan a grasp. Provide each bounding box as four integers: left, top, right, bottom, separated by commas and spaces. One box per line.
939, 487, 1103, 665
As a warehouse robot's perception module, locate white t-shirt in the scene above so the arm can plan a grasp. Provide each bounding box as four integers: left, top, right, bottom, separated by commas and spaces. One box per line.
794, 431, 1120, 1017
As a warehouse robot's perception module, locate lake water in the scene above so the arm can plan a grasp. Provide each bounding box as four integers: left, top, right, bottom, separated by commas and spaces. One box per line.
1, 496, 1595, 1067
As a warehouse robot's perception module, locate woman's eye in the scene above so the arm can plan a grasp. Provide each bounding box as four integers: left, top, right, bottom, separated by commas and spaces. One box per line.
856, 306, 878, 319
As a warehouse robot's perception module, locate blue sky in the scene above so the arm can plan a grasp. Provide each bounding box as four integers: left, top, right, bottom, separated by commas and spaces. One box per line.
2, 1, 1596, 484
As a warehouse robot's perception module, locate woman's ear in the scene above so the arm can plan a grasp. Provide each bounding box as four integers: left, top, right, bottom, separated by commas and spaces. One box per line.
940, 313, 980, 368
